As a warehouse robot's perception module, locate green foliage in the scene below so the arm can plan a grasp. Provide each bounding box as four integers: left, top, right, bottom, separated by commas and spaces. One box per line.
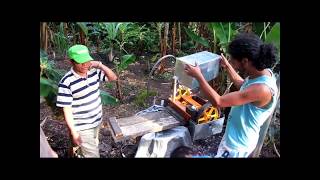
155, 71, 173, 80
115, 54, 136, 72
207, 22, 238, 53
87, 23, 101, 36
126, 23, 158, 52
252, 22, 265, 36
100, 90, 119, 105
77, 22, 89, 36
150, 53, 160, 63
265, 23, 280, 59
105, 82, 114, 89
40, 52, 65, 82
52, 23, 69, 56
134, 89, 157, 108
99, 23, 129, 46
181, 40, 196, 50
184, 22, 238, 53
184, 27, 210, 48
98, 23, 133, 54
91, 22, 158, 59
40, 51, 65, 99
40, 77, 58, 97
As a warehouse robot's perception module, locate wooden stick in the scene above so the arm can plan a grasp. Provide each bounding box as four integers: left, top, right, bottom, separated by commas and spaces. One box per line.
108, 117, 123, 138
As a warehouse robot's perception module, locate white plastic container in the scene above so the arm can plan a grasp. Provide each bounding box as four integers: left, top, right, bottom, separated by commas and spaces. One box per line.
174, 51, 221, 89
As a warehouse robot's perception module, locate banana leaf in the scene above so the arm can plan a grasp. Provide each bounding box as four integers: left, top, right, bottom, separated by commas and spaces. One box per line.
265, 23, 280, 58
117, 54, 136, 72
184, 27, 210, 48
100, 90, 119, 105
77, 22, 88, 36
40, 77, 58, 97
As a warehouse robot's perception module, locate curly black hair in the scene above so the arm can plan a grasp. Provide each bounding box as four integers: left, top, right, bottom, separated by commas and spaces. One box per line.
170, 146, 194, 158
228, 33, 277, 71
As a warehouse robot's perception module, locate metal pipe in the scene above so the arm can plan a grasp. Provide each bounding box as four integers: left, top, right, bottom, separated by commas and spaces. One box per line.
149, 55, 176, 78
172, 76, 178, 102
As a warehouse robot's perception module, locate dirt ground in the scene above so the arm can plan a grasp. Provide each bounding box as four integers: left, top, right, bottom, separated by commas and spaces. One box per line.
40, 54, 280, 158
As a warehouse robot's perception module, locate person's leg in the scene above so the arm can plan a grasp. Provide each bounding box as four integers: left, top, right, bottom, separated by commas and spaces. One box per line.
94, 124, 101, 150
78, 125, 101, 157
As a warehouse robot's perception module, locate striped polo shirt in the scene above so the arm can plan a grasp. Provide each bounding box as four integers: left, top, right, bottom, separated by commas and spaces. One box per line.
56, 67, 108, 131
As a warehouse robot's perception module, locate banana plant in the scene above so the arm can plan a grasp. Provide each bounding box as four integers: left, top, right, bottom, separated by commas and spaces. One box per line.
77, 22, 88, 36
99, 22, 127, 61
117, 22, 136, 54
100, 90, 119, 105
40, 49, 65, 82
184, 22, 237, 53
115, 54, 136, 72
125, 23, 157, 53
40, 50, 66, 106
254, 22, 280, 69
40, 22, 49, 52
155, 23, 164, 54
76, 22, 89, 45
98, 22, 140, 101
112, 54, 136, 101
183, 26, 210, 48
207, 22, 238, 53
51, 23, 69, 57
40, 76, 58, 97
265, 23, 280, 59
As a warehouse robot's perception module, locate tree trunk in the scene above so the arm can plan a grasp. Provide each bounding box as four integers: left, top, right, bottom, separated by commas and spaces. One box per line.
244, 22, 253, 33
197, 22, 202, 51
178, 22, 181, 51
96, 36, 100, 53
156, 22, 169, 75
45, 23, 48, 52
72, 24, 77, 44
64, 23, 68, 37
197, 22, 208, 51
40, 23, 43, 49
79, 30, 85, 45
172, 22, 176, 55
108, 46, 114, 62
157, 23, 163, 57
40, 22, 48, 52
163, 22, 169, 57
146, 57, 150, 73
181, 23, 189, 46
115, 70, 123, 101
213, 29, 217, 52
40, 23, 42, 46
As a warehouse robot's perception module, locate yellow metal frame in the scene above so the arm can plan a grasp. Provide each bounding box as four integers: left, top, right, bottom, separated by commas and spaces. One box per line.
175, 85, 191, 101
172, 85, 219, 124
197, 107, 219, 124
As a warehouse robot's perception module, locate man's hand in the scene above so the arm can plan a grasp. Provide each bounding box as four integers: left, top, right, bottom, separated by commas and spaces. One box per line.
220, 53, 229, 68
71, 131, 82, 146
184, 62, 202, 80
90, 61, 102, 69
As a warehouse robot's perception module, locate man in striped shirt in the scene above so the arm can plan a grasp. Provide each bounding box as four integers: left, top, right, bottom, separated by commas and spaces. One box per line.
56, 45, 117, 157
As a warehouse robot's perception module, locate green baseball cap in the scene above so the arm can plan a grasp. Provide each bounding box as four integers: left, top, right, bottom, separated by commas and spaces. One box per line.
67, 44, 93, 63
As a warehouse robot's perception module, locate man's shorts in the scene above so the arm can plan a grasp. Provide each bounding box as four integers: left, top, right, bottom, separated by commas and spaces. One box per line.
215, 133, 252, 158
77, 124, 101, 158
